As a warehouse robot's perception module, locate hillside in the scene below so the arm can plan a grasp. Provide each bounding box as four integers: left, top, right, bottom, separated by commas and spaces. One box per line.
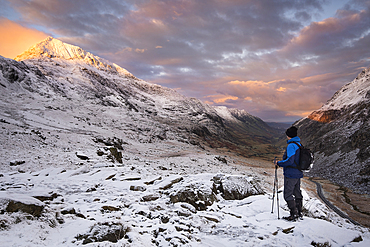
296, 67, 370, 194
7, 37, 281, 160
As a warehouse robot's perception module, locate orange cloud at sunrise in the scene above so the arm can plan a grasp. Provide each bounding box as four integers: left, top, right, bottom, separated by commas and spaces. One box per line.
0, 18, 48, 59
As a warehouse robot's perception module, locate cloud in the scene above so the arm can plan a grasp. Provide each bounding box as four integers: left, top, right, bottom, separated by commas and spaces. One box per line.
0, 18, 49, 58
2, 0, 370, 122
204, 94, 238, 104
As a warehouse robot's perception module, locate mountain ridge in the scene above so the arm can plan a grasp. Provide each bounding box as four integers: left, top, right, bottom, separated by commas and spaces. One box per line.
1, 37, 282, 160
296, 67, 370, 194
14, 36, 133, 77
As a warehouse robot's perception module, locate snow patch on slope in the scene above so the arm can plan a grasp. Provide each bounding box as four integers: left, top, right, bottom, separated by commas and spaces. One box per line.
214, 106, 236, 121
320, 68, 370, 111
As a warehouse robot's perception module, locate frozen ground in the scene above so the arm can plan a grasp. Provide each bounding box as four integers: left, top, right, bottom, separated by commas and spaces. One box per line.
0, 133, 369, 246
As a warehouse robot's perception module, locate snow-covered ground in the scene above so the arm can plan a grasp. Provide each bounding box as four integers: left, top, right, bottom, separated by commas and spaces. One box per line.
0, 136, 369, 246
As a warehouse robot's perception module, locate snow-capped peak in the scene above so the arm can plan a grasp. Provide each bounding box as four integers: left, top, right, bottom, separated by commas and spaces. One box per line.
14, 36, 133, 76
320, 67, 370, 111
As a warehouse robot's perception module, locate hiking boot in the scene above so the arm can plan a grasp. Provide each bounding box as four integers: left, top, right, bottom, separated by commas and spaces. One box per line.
296, 199, 303, 220
297, 212, 303, 220
283, 200, 297, 221
283, 214, 297, 221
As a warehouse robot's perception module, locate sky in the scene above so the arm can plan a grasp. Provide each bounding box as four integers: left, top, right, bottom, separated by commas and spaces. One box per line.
0, 0, 369, 122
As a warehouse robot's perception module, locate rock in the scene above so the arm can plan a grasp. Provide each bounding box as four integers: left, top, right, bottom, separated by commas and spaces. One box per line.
161, 215, 170, 223
203, 215, 220, 223
144, 176, 162, 185
6, 200, 44, 217
76, 152, 89, 160
61, 207, 86, 219
33, 192, 59, 202
109, 147, 122, 163
129, 185, 146, 192
215, 156, 227, 164
9, 160, 25, 166
61, 207, 76, 215
93, 136, 127, 150
76, 212, 86, 219
96, 149, 105, 156
141, 194, 160, 202
105, 174, 116, 180
101, 206, 120, 212
75, 222, 130, 244
159, 177, 183, 190
122, 177, 141, 181
176, 208, 192, 217
282, 226, 295, 234
180, 203, 197, 214
0, 192, 45, 217
351, 236, 363, 243
170, 182, 217, 211
213, 174, 264, 200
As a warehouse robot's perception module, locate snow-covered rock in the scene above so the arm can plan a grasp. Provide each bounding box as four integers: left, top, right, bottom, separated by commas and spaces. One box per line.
0, 192, 45, 217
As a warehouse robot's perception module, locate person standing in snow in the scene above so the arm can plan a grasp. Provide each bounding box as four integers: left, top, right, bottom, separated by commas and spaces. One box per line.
274, 126, 303, 221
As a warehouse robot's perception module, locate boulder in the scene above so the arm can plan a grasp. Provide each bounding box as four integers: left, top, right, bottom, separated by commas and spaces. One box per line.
75, 222, 130, 244
170, 182, 217, 211
0, 192, 45, 217
212, 174, 264, 200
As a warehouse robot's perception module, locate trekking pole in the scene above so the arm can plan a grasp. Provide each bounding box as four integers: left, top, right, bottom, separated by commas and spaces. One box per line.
275, 157, 280, 219
271, 157, 277, 214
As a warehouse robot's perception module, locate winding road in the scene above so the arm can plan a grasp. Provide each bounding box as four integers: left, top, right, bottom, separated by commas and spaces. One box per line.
310, 179, 361, 226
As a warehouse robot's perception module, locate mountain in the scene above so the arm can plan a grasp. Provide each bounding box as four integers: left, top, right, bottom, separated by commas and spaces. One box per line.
15, 37, 133, 76
295, 67, 370, 194
2, 37, 281, 160
1, 38, 369, 246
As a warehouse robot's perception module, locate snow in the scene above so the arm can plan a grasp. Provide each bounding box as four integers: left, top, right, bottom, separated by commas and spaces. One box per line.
320, 68, 370, 111
15, 37, 133, 77
214, 106, 236, 121
0, 38, 369, 246
1, 160, 369, 246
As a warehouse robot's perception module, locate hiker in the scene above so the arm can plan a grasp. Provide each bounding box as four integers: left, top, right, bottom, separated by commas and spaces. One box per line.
274, 126, 303, 221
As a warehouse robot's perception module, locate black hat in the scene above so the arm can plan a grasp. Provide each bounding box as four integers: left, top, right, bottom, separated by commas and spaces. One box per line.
286, 126, 298, 138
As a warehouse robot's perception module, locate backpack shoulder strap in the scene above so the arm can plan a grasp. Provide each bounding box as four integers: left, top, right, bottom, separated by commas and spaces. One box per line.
291, 141, 302, 149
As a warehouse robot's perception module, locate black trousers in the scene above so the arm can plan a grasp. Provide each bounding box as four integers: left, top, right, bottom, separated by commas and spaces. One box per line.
283, 177, 302, 202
